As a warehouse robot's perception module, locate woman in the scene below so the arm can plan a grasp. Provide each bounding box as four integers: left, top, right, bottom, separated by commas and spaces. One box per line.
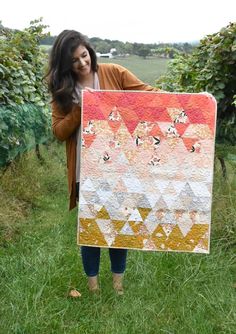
46, 30, 159, 295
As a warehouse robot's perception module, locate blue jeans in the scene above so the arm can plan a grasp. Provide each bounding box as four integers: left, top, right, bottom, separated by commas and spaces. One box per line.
81, 246, 128, 277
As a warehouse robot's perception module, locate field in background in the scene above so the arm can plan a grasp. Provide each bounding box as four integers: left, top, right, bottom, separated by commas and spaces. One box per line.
98, 56, 169, 86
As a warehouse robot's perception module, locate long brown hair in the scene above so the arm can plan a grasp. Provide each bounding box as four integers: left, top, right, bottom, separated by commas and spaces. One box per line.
45, 30, 97, 113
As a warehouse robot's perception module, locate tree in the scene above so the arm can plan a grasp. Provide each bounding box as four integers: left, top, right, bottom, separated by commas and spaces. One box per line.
137, 47, 150, 59
123, 42, 133, 55
95, 40, 111, 53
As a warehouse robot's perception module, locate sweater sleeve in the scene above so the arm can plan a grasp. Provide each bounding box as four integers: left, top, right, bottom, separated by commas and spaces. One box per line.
113, 64, 160, 91
51, 102, 81, 142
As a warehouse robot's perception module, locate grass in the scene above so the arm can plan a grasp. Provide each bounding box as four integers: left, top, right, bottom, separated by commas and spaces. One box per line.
0, 142, 235, 334
98, 55, 169, 86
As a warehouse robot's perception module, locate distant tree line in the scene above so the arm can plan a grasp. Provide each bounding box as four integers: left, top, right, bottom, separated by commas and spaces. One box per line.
0, 21, 197, 58
40, 35, 196, 58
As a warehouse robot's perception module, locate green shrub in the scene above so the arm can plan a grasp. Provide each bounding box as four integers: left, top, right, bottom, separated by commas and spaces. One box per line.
0, 104, 51, 166
0, 18, 52, 166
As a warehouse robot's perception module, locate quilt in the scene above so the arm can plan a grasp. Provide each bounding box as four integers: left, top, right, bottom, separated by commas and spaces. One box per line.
77, 91, 217, 253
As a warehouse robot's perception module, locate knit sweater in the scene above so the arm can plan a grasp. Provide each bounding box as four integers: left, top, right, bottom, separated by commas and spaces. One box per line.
51, 63, 159, 210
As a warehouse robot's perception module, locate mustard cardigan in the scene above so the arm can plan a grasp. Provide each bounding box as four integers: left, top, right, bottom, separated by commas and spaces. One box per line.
51, 63, 159, 210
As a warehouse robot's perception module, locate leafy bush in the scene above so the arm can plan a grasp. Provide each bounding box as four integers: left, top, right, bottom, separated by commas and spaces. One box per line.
0, 19, 52, 166
0, 104, 51, 167
0, 18, 49, 106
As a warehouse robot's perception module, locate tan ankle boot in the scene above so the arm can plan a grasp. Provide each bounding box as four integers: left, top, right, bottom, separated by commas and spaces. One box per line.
112, 273, 124, 295
88, 275, 99, 292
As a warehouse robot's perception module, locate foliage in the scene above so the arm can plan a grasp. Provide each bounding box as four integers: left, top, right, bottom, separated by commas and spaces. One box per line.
156, 22, 236, 145
0, 104, 51, 167
0, 19, 52, 166
137, 47, 150, 59
152, 46, 182, 59
0, 18, 49, 106
154, 42, 196, 54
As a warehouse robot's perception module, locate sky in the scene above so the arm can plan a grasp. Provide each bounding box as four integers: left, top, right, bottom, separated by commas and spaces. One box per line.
1, 0, 236, 43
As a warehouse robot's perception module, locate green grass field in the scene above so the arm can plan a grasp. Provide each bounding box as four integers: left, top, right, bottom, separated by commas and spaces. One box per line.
0, 143, 235, 334
98, 56, 169, 86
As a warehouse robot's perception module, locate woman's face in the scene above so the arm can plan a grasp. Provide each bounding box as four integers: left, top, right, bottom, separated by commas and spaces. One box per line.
71, 45, 92, 80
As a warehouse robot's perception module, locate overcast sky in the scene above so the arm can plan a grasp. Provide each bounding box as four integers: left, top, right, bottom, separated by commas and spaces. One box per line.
1, 0, 236, 43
